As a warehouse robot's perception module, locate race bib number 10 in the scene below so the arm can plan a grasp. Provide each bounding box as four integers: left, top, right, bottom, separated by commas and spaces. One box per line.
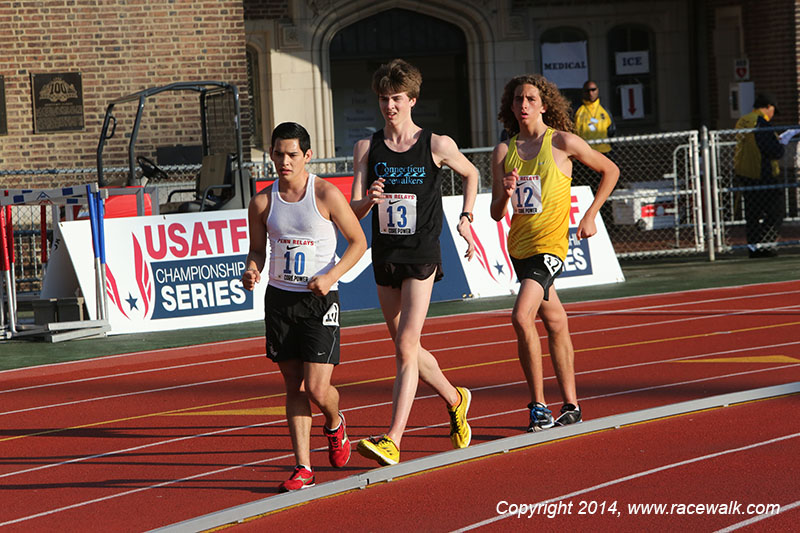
271, 237, 316, 284
513, 175, 543, 215
379, 193, 417, 234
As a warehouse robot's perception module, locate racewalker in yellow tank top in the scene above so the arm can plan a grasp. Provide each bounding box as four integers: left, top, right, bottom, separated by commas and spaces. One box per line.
490, 74, 619, 432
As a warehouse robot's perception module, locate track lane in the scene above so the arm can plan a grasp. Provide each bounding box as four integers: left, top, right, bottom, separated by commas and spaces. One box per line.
1, 282, 798, 530
237, 395, 800, 532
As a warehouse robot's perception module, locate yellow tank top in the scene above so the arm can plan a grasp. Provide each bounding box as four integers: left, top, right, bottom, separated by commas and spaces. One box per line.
505, 128, 572, 260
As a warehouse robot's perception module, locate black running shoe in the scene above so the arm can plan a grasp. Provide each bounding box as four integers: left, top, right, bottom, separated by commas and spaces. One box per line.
554, 403, 582, 426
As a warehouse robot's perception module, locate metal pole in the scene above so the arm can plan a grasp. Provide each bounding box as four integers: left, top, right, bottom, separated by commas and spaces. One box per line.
97, 190, 109, 322
700, 126, 715, 261
86, 185, 103, 320
708, 130, 724, 252
6, 206, 17, 328
0, 207, 16, 334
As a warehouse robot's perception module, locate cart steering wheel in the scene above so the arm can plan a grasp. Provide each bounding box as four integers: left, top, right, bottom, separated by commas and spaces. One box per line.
136, 156, 169, 181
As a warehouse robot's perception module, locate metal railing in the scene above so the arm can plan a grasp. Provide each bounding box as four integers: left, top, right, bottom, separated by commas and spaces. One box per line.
2, 126, 799, 294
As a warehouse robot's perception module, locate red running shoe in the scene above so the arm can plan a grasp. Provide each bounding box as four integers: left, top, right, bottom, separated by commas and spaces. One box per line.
279, 465, 315, 492
324, 411, 351, 468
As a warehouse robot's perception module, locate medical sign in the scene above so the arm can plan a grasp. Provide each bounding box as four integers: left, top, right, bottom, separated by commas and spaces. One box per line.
541, 41, 588, 89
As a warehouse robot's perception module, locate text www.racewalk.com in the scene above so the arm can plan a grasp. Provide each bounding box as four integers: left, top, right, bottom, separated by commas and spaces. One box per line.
496, 500, 781, 519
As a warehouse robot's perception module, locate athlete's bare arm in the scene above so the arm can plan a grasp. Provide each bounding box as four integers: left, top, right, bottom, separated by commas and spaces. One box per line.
553, 131, 619, 239
309, 180, 367, 296
350, 138, 384, 220
490, 141, 517, 221
431, 133, 477, 260
241, 188, 272, 290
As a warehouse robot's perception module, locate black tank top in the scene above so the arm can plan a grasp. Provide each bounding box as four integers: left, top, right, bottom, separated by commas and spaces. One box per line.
368, 129, 443, 264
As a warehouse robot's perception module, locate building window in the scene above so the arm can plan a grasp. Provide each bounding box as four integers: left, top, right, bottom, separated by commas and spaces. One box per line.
607, 24, 656, 129
540, 26, 589, 111
246, 46, 263, 150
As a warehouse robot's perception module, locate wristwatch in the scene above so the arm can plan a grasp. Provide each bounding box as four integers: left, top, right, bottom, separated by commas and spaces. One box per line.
460, 212, 473, 223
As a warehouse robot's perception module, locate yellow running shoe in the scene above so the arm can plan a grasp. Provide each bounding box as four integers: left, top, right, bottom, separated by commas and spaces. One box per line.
357, 435, 399, 466
448, 386, 472, 448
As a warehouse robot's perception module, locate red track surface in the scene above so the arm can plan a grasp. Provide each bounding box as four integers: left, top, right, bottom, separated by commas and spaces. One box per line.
1, 281, 799, 532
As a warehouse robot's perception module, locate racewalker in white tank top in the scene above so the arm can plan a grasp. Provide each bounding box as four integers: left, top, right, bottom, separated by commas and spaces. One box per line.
266, 173, 338, 292
241, 122, 366, 493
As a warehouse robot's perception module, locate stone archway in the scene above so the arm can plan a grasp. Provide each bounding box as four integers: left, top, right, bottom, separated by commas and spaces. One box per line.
328, 8, 470, 156
308, 1, 495, 156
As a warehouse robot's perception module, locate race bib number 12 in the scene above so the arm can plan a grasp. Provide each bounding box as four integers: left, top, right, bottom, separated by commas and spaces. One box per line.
513, 175, 542, 215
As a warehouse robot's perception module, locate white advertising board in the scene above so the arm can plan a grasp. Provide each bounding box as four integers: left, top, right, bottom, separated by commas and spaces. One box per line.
443, 187, 624, 298
45, 210, 266, 334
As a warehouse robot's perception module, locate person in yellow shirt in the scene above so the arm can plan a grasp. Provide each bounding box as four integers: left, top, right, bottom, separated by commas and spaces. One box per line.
490, 74, 618, 432
733, 93, 785, 258
574, 80, 615, 155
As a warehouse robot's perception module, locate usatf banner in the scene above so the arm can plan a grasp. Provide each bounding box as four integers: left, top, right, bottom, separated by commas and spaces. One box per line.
45, 210, 266, 334
42, 187, 623, 335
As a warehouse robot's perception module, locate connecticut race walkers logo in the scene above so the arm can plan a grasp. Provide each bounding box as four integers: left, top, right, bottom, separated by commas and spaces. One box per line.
106, 218, 251, 320
374, 161, 425, 185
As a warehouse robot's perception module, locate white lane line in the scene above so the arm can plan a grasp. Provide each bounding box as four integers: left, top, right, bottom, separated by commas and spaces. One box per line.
2, 283, 796, 378
4, 375, 799, 528
3, 300, 799, 417
2, 353, 798, 482
4, 296, 798, 411
0, 353, 267, 395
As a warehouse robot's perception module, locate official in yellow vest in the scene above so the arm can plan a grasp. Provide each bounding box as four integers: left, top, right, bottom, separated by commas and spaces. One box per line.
574, 81, 615, 154
733, 93, 785, 258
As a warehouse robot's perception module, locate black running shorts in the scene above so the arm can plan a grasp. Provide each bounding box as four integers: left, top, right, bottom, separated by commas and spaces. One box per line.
510, 253, 564, 301
372, 262, 444, 289
264, 285, 340, 365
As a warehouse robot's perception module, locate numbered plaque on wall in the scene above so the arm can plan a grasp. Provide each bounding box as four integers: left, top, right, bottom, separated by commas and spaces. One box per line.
31, 72, 84, 133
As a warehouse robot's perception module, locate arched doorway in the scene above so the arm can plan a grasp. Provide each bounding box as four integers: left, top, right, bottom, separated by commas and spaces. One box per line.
329, 8, 470, 156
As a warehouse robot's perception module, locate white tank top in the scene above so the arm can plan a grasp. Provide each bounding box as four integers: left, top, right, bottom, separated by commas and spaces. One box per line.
266, 173, 338, 292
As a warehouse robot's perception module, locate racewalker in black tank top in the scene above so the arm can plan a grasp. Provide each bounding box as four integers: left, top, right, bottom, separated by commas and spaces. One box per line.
349, 59, 479, 466
368, 128, 444, 265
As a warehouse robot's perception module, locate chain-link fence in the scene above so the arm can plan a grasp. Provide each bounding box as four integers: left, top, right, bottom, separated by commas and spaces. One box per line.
3, 126, 800, 295
709, 125, 800, 257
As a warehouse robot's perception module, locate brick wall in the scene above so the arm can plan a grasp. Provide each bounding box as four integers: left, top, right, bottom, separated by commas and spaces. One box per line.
705, 0, 798, 126
243, 0, 289, 20
0, 0, 250, 189
742, 0, 799, 125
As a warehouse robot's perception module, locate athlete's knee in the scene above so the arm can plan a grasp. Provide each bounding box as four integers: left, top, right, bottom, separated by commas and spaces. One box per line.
510, 308, 535, 334
395, 335, 421, 360
305, 380, 333, 406
541, 312, 569, 335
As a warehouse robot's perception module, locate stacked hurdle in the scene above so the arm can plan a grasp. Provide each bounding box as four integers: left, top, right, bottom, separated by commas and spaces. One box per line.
1, 185, 110, 342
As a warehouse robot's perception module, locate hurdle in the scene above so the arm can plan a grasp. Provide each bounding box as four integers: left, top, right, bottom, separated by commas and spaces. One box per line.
1, 185, 110, 342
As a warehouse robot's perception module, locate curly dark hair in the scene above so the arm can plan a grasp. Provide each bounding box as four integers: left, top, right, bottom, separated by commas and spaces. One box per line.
497, 74, 574, 137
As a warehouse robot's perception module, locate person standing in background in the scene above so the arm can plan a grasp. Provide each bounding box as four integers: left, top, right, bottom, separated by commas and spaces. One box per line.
574, 80, 615, 157
734, 93, 785, 258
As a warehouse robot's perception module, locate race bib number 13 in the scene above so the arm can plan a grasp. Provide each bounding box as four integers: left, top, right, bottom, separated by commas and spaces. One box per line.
513, 175, 542, 215
379, 193, 417, 234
